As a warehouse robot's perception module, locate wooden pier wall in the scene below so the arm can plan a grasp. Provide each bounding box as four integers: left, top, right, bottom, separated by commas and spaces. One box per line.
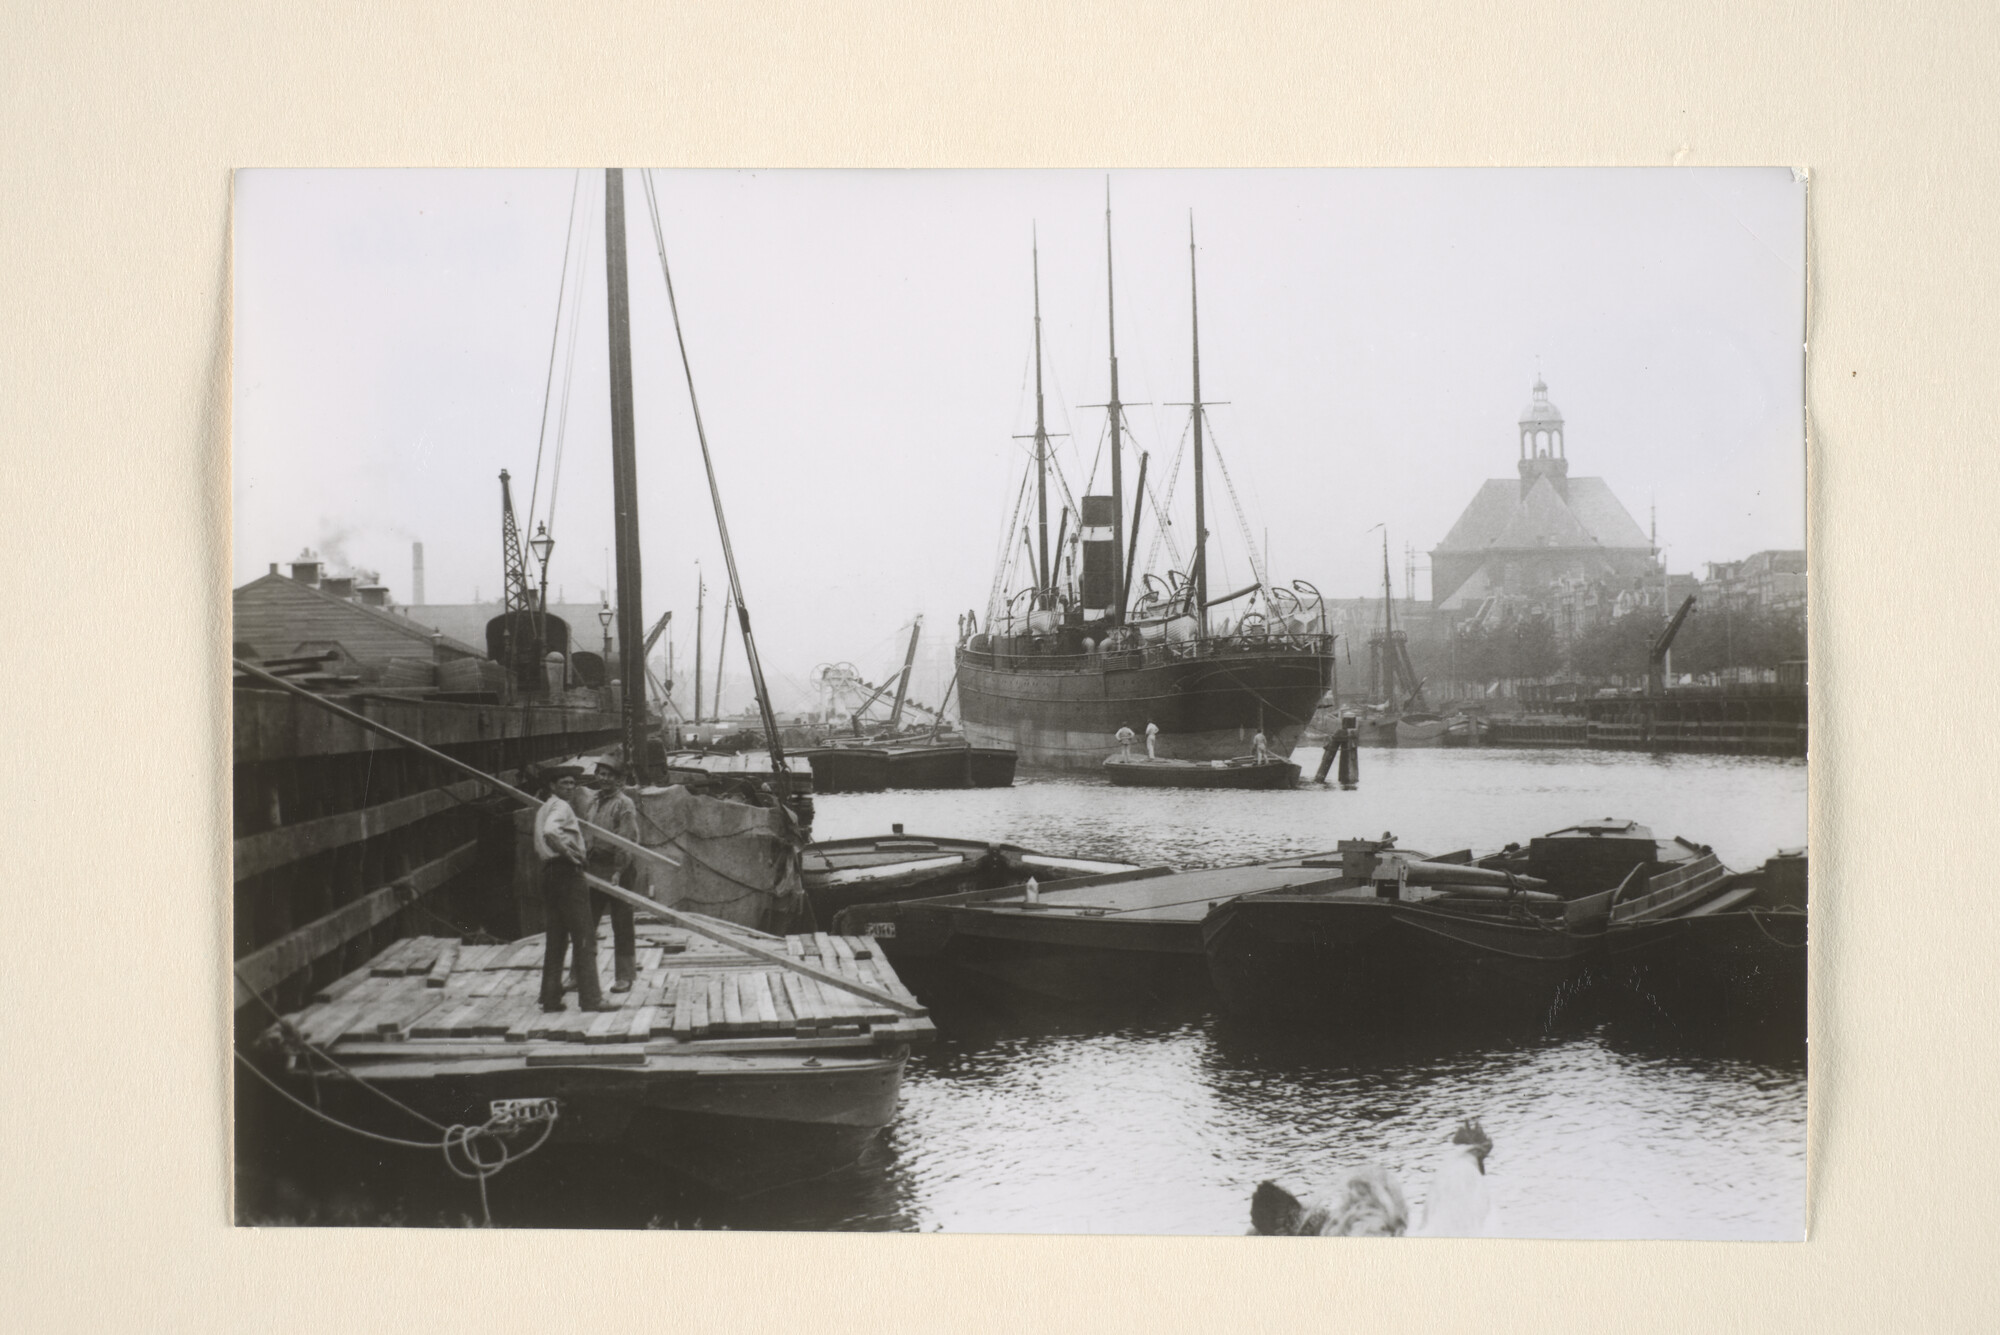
232, 685, 621, 1013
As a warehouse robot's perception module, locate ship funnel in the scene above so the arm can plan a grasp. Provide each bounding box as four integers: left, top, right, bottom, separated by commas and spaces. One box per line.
1080, 495, 1118, 619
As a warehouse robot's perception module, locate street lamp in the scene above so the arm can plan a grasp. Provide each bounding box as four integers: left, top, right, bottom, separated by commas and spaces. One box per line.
599, 601, 615, 660
528, 523, 555, 609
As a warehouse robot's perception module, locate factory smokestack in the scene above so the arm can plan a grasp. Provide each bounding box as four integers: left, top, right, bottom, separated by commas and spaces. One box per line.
412, 542, 426, 606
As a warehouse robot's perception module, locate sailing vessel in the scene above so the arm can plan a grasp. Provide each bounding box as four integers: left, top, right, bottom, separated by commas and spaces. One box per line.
1358, 528, 1444, 746
956, 200, 1335, 769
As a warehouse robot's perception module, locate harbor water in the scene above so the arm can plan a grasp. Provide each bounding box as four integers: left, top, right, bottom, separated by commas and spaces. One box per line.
238, 746, 1807, 1237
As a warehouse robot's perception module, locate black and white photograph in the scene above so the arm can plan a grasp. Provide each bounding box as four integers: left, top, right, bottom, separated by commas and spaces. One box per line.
230, 167, 1807, 1237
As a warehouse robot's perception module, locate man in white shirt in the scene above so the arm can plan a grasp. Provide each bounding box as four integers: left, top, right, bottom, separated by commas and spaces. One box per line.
1115, 723, 1136, 760
1145, 719, 1160, 759
533, 769, 608, 1012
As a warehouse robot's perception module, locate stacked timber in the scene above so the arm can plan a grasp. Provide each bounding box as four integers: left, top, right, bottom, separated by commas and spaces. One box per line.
274, 924, 931, 1051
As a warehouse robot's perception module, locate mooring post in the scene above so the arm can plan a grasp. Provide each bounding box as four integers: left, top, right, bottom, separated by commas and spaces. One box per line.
1337, 712, 1360, 789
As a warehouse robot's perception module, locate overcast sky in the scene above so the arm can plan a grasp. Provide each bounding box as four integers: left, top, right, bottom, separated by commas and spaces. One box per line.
234, 168, 1804, 703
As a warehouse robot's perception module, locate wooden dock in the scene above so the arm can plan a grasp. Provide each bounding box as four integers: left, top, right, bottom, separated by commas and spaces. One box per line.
233, 682, 623, 1015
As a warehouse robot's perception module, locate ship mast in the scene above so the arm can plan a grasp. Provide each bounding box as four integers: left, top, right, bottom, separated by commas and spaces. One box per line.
1032, 232, 1052, 611
602, 168, 650, 780
1189, 216, 1210, 636
1104, 184, 1126, 625
1381, 528, 1397, 701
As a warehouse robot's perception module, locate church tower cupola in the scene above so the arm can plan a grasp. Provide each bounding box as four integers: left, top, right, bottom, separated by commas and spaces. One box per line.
1517, 375, 1569, 497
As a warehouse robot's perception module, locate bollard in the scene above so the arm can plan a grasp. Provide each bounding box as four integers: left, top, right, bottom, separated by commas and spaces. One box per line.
1337, 713, 1361, 789
1314, 733, 1340, 784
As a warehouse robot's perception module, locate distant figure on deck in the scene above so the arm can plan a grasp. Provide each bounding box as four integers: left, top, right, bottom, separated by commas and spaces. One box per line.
1115, 723, 1136, 760
533, 769, 608, 1013
1253, 729, 1271, 763
1248, 1119, 1496, 1238
1145, 719, 1159, 759
583, 765, 641, 992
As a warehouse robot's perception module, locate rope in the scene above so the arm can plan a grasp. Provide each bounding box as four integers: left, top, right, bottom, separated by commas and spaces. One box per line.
540, 171, 595, 541
1743, 906, 1809, 948
234, 965, 449, 1132
236, 1051, 559, 1227
525, 169, 582, 528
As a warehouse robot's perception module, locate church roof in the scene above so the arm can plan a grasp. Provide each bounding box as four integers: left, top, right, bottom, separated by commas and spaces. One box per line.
1433, 476, 1652, 553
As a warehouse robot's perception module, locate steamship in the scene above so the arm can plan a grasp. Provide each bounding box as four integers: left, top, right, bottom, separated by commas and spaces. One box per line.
955, 204, 1335, 770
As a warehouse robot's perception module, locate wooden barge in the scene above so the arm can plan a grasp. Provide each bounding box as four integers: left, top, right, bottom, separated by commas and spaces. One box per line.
253, 921, 933, 1191
834, 858, 1355, 1004
1200, 821, 1756, 1030
797, 741, 1017, 792
803, 831, 1135, 923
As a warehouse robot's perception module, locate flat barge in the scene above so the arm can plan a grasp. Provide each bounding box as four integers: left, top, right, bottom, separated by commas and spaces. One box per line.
835, 857, 1353, 1004
253, 921, 933, 1191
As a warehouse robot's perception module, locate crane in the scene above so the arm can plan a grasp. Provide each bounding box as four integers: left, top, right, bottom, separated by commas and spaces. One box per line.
1649, 595, 1698, 697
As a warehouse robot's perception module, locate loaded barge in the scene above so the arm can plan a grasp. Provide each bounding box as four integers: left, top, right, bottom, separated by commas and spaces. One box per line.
251, 921, 932, 1191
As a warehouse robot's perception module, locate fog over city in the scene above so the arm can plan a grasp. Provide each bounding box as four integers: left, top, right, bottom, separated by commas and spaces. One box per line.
233, 168, 1804, 705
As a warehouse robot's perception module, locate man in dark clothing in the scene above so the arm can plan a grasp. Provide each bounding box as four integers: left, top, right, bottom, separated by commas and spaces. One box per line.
582, 765, 642, 992
533, 769, 609, 1012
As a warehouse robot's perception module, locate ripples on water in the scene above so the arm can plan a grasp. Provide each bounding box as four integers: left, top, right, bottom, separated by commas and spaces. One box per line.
239, 748, 1806, 1237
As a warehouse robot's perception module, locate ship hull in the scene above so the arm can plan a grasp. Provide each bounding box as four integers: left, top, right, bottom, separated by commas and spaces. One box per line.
956, 641, 1334, 770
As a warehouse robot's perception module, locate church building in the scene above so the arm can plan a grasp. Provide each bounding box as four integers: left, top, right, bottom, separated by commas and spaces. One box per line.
1430, 378, 1658, 619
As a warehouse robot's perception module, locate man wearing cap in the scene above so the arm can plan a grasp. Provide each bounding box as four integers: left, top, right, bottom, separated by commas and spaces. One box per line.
581, 766, 642, 993
533, 769, 609, 1012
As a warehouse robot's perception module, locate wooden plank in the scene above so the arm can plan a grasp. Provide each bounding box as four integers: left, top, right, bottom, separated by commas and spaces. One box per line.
454, 990, 513, 1037
828, 934, 856, 968
503, 996, 543, 1043
293, 977, 393, 1047
786, 934, 805, 957
367, 938, 421, 977
627, 1006, 658, 1041
455, 943, 497, 971
707, 975, 727, 1034
373, 984, 449, 1037
233, 779, 486, 880
425, 941, 461, 988
505, 941, 542, 969
671, 977, 697, 1039
778, 971, 811, 1032
751, 972, 780, 1030
737, 972, 769, 1032
584, 1009, 626, 1044
799, 973, 831, 1027
413, 1001, 479, 1038
688, 980, 710, 1037
720, 973, 745, 1033
769, 971, 796, 1028
313, 963, 378, 1004
844, 934, 874, 961
812, 931, 835, 961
